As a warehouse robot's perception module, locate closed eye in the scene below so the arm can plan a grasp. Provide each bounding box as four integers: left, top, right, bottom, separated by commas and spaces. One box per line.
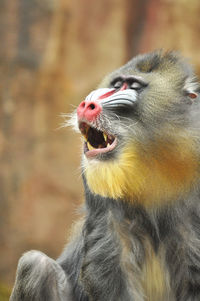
127, 77, 148, 91
130, 81, 143, 90
110, 77, 124, 90
110, 76, 148, 92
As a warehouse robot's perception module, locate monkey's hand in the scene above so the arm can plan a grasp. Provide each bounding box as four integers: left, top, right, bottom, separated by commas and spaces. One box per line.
10, 250, 73, 301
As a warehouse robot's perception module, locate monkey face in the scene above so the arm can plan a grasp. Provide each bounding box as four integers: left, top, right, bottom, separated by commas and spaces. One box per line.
77, 76, 151, 163
77, 86, 138, 160
75, 51, 200, 203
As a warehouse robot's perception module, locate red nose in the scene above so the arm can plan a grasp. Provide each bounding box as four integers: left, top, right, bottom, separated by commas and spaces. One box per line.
77, 100, 102, 122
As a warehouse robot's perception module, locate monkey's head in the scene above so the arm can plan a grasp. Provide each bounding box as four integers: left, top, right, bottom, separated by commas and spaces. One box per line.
75, 51, 200, 206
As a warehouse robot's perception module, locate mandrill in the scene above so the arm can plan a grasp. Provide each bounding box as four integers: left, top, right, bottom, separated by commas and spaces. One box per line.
10, 51, 200, 301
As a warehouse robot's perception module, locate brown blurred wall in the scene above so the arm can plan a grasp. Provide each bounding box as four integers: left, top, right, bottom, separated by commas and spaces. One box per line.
0, 0, 200, 289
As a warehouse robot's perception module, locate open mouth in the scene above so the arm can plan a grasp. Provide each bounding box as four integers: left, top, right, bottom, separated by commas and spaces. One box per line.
79, 122, 117, 158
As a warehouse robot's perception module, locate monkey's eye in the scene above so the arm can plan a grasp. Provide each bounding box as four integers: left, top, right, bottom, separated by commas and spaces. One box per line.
113, 81, 123, 89
112, 79, 123, 90
129, 81, 143, 90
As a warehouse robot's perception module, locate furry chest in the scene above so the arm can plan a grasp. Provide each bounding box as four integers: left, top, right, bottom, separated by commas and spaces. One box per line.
115, 220, 172, 301
141, 245, 172, 301
122, 242, 173, 301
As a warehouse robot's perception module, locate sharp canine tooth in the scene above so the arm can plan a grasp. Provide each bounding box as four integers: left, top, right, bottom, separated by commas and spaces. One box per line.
107, 143, 111, 147
87, 141, 94, 151
103, 133, 107, 141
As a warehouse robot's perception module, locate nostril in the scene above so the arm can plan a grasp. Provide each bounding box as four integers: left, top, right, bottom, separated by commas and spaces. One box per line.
77, 100, 102, 121
80, 102, 85, 108
89, 103, 95, 110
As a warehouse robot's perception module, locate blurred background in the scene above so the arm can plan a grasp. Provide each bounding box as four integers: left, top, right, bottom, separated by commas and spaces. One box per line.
0, 0, 200, 299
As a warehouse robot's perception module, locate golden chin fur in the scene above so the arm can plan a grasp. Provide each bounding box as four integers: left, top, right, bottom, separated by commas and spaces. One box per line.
84, 132, 199, 206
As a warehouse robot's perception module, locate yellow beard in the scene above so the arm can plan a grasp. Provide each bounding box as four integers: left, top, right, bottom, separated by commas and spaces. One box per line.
84, 136, 198, 206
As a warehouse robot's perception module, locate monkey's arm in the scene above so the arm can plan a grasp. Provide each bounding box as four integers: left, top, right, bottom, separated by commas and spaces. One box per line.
9, 250, 73, 301
10, 233, 88, 301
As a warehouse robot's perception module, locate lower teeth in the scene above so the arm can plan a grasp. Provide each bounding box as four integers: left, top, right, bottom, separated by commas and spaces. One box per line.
86, 141, 111, 151
85, 130, 114, 151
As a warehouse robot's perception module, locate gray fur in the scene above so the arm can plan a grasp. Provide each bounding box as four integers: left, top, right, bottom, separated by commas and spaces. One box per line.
10, 251, 73, 301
